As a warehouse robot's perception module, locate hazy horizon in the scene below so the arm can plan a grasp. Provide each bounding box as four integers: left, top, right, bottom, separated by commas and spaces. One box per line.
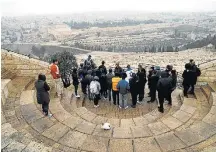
1, 0, 216, 17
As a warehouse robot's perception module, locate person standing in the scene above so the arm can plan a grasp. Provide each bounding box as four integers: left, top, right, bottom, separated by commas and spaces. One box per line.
129, 73, 139, 108
182, 63, 193, 97
90, 76, 101, 108
100, 72, 108, 99
166, 70, 177, 105
35, 74, 52, 117
137, 68, 147, 103
85, 70, 94, 100
72, 68, 80, 98
157, 71, 172, 113
50, 59, 63, 97
81, 72, 88, 101
114, 62, 123, 76
84, 55, 94, 68
190, 60, 201, 95
112, 73, 121, 105
78, 63, 84, 79
147, 70, 159, 103
107, 69, 114, 102
98, 61, 107, 75
117, 73, 130, 109
125, 64, 133, 83
147, 66, 154, 97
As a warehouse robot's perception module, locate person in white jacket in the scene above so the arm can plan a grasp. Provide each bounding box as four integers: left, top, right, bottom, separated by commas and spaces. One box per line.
90, 76, 101, 108
125, 64, 133, 83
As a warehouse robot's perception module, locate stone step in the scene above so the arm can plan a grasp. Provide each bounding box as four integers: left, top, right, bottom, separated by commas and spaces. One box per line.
194, 88, 208, 103
198, 76, 216, 83
24, 78, 36, 90
208, 82, 216, 92
201, 71, 216, 77
201, 85, 213, 101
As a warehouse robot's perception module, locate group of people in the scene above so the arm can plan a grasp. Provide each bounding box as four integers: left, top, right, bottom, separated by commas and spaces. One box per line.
71, 55, 179, 113
34, 54, 201, 117
182, 59, 201, 97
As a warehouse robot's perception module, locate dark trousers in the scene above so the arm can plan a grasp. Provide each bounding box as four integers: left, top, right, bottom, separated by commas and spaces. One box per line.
74, 85, 78, 96
138, 85, 145, 101
183, 84, 190, 96
158, 92, 165, 111
112, 90, 119, 105
150, 88, 156, 101
108, 88, 112, 101
93, 94, 100, 105
131, 93, 137, 106
189, 85, 195, 94
101, 90, 107, 98
42, 102, 49, 115
138, 93, 144, 101
166, 90, 173, 104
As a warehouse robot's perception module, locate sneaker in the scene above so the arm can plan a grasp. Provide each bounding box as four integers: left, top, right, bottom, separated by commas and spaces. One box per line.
96, 105, 100, 108
94, 105, 98, 108
137, 101, 142, 104
48, 114, 52, 118
147, 100, 152, 103
124, 106, 129, 109
119, 105, 122, 109
76, 95, 80, 98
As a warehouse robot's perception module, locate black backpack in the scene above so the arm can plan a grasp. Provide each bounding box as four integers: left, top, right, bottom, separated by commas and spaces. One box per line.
62, 77, 71, 88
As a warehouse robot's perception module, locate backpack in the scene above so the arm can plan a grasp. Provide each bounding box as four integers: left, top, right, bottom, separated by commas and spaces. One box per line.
62, 77, 71, 88
196, 68, 201, 77
90, 81, 98, 94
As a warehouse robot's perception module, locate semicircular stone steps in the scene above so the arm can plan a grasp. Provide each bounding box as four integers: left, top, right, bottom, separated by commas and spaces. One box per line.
2, 58, 216, 152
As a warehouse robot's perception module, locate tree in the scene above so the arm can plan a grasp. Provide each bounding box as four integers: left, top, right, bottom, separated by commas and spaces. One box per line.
45, 50, 78, 77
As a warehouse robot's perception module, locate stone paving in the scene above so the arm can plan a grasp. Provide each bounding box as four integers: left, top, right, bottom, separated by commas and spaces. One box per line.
1, 52, 216, 152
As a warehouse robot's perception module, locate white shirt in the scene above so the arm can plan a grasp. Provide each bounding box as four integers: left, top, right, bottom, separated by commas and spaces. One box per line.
126, 69, 133, 83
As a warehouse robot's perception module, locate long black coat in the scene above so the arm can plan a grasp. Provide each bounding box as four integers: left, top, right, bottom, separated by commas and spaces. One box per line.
35, 80, 50, 104
182, 70, 193, 86
137, 72, 147, 94
129, 77, 139, 94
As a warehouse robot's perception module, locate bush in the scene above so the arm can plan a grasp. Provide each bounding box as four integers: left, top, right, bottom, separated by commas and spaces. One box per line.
45, 50, 78, 77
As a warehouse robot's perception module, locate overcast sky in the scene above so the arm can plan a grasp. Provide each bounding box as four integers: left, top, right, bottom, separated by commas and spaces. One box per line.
1, 0, 216, 16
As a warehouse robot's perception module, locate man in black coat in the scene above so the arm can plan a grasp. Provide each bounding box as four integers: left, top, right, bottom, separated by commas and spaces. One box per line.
189, 60, 200, 95
129, 73, 139, 108
114, 62, 123, 76
147, 66, 154, 96
182, 63, 193, 97
147, 70, 159, 103
98, 61, 107, 75
137, 68, 147, 103
157, 71, 172, 113
35, 74, 52, 117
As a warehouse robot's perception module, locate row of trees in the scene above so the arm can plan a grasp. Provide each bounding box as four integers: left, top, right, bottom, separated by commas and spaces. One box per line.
64, 19, 163, 29
183, 34, 216, 49
73, 42, 179, 52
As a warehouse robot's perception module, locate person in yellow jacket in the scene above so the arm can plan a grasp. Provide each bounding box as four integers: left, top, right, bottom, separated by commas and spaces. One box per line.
112, 73, 121, 105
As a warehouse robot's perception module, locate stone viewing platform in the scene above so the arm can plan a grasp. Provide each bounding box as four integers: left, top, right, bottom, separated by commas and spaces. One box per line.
1, 50, 216, 152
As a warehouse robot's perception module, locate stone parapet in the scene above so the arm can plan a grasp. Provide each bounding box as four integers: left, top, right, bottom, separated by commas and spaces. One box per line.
1, 49, 50, 77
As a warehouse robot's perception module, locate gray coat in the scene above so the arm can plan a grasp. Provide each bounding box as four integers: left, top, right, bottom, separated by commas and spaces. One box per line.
35, 80, 50, 104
